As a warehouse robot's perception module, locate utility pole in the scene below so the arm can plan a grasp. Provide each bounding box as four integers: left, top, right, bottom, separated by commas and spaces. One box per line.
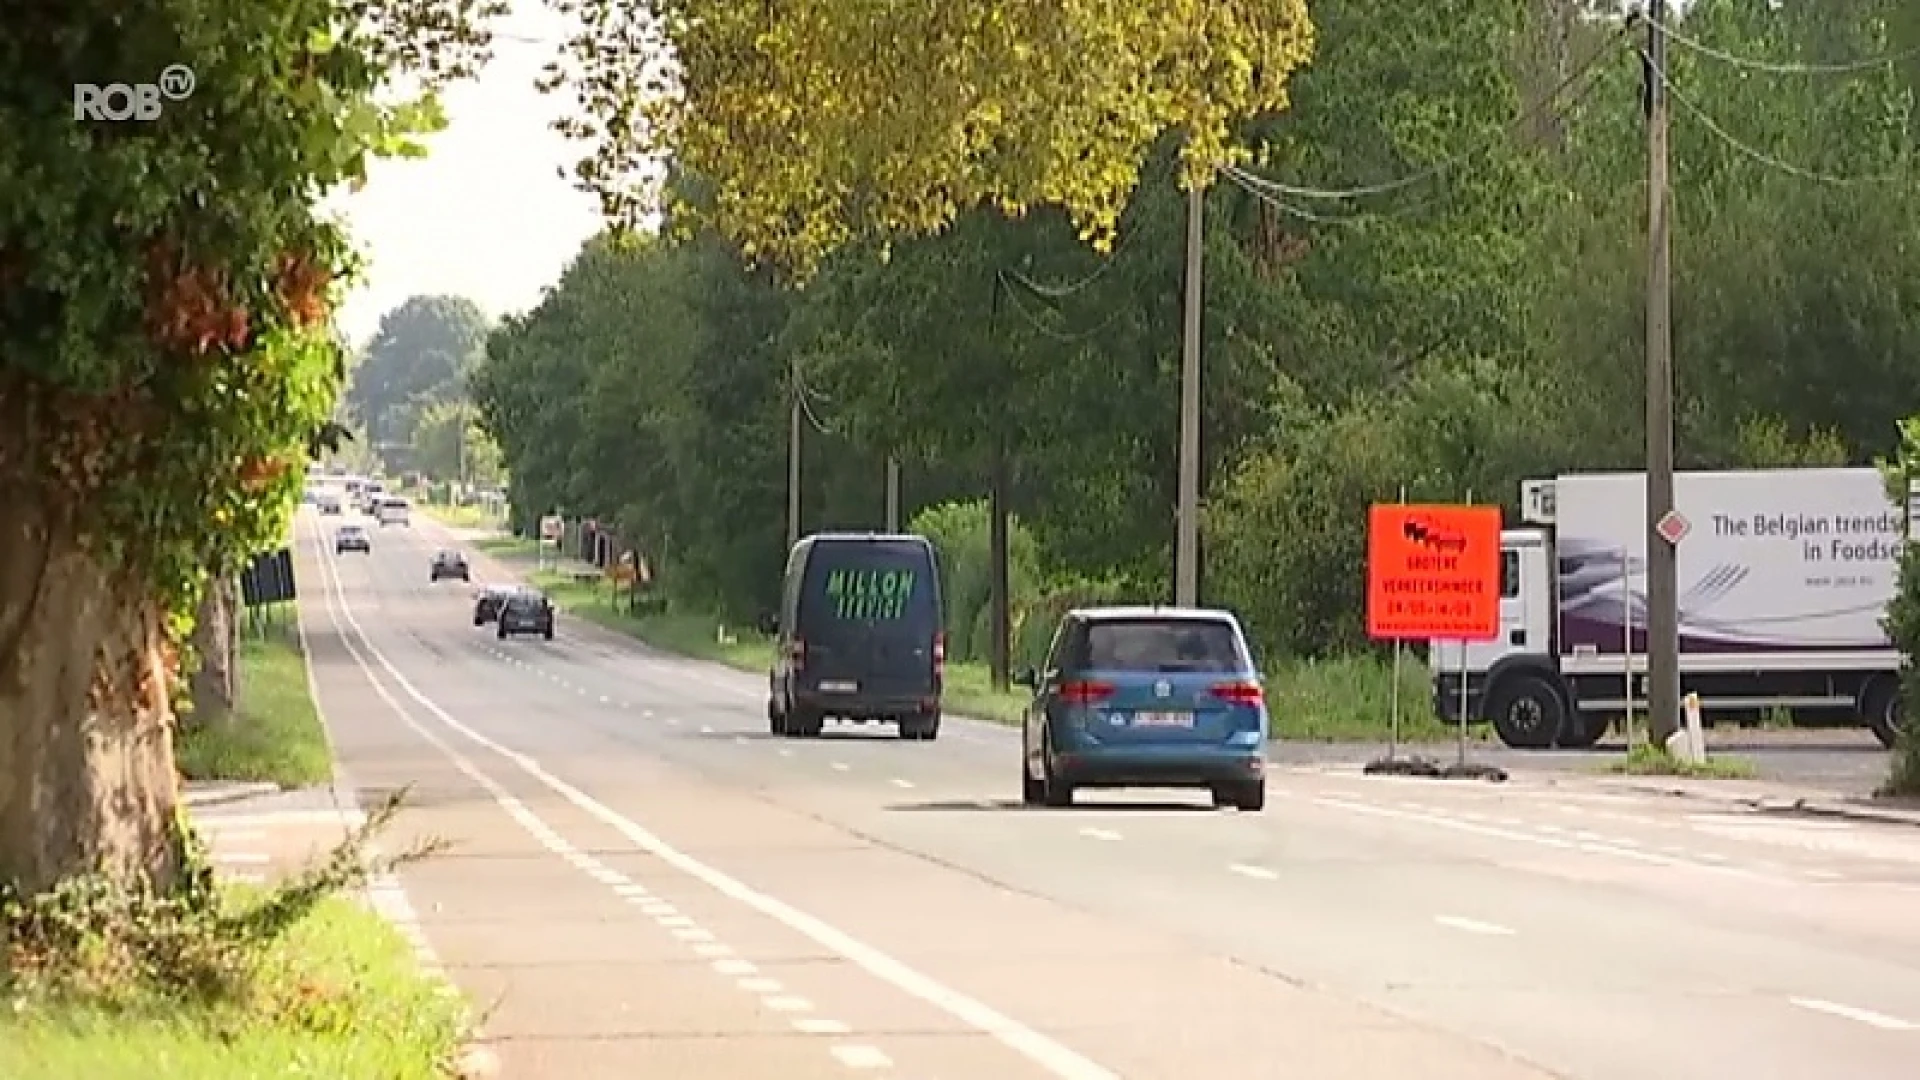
1173, 180, 1204, 607
787, 371, 803, 550
884, 456, 901, 531
1644, 1, 1680, 746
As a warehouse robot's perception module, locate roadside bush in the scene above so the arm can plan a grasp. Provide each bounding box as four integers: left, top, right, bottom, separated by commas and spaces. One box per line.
1879, 418, 1920, 796
2, 793, 430, 1016
911, 499, 1042, 663
1012, 572, 1133, 669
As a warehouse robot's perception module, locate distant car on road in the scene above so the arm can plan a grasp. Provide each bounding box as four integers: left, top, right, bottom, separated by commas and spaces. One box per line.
335, 524, 371, 554
763, 532, 944, 741
376, 497, 411, 527
430, 550, 470, 582
496, 589, 555, 640
316, 491, 343, 515
1016, 606, 1267, 812
472, 584, 518, 626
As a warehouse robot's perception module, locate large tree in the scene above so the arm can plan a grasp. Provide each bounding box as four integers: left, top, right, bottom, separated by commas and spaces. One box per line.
0, 0, 493, 895
345, 293, 491, 446
550, 0, 1318, 274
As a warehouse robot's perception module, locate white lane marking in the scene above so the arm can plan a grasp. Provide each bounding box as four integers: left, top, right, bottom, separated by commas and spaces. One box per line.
734, 736, 748, 745
316, 536, 1120, 1080
674, 927, 716, 943
224, 870, 265, 884
831, 762, 850, 772
1079, 828, 1122, 842
832, 1045, 894, 1069
1228, 863, 1278, 881
794, 1017, 852, 1035
1434, 915, 1516, 937
213, 851, 270, 865
890, 778, 915, 789
613, 883, 651, 898
779, 748, 794, 757
1310, 796, 1782, 881
668, 717, 683, 726
764, 995, 813, 1012
657, 915, 696, 928
1788, 997, 1917, 1031
714, 958, 757, 976
644, 709, 656, 719
588, 867, 627, 886
599, 695, 611, 704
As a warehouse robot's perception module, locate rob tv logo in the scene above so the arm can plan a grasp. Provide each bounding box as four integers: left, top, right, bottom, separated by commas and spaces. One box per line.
73, 65, 196, 122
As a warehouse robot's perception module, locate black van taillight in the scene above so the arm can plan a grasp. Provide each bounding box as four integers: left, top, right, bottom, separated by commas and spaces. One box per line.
933, 632, 945, 677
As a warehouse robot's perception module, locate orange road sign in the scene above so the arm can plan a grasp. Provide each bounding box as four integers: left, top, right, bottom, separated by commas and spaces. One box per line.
1366, 504, 1502, 640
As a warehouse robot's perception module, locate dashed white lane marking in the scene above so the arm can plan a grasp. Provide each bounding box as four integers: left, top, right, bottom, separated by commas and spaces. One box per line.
734, 736, 749, 746
317, 539, 893, 1078
323, 535, 1121, 1080
795, 1017, 853, 1035
204, 828, 268, 844
643, 709, 656, 719
832, 1045, 894, 1069
890, 778, 915, 789
1228, 863, 1279, 881
1079, 828, 1122, 842
599, 695, 611, 704
1434, 915, 1516, 937
831, 762, 851, 772
779, 748, 794, 757
700, 723, 714, 734
1788, 997, 1917, 1031
213, 851, 270, 865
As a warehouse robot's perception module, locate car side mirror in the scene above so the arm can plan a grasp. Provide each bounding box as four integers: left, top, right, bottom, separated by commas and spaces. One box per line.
1014, 667, 1039, 690
756, 612, 779, 635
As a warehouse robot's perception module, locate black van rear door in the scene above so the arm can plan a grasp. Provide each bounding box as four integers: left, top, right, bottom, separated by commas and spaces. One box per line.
797, 541, 939, 699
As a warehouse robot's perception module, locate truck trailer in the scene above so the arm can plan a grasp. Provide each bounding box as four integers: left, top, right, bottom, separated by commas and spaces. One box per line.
1431, 468, 1905, 750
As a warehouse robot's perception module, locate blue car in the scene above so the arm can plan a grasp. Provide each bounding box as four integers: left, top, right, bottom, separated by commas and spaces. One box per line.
1017, 606, 1267, 811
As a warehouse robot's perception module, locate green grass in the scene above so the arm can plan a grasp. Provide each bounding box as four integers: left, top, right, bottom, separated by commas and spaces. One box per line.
419, 502, 502, 530
473, 534, 536, 558
173, 622, 332, 789
524, 569, 1475, 741
0, 889, 468, 1079
1600, 742, 1758, 780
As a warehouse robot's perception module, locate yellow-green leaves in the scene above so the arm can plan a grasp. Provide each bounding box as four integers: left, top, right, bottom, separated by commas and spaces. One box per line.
547, 0, 1316, 279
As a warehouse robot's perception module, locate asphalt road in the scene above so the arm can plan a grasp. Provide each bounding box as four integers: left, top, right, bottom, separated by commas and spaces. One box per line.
299, 509, 1920, 1080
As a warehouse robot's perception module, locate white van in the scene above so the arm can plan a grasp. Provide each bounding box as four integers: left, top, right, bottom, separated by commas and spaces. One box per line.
376, 497, 411, 527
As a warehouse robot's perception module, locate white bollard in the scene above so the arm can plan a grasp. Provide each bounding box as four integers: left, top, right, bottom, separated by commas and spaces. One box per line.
1665, 691, 1707, 763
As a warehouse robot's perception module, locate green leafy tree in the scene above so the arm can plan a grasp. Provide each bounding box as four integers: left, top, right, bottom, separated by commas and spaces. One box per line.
346, 293, 491, 447
0, 1, 494, 894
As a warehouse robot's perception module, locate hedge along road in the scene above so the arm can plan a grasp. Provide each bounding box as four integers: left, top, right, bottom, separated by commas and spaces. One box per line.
302, 509, 1920, 1080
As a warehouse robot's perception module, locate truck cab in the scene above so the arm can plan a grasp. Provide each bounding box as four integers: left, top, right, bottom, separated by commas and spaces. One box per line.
1428, 527, 1581, 749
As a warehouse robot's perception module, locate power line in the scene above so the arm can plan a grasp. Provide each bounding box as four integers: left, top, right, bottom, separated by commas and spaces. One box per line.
1230, 16, 1639, 203
995, 269, 1123, 343
1001, 152, 1180, 301
1643, 46, 1913, 185
1655, 16, 1920, 75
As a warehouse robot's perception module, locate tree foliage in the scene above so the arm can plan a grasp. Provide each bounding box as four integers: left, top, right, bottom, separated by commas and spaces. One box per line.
546, 0, 1316, 274
0, 0, 500, 892
345, 293, 491, 446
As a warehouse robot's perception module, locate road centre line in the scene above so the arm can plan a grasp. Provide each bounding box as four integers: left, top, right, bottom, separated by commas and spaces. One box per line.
1788, 997, 1916, 1031
1434, 915, 1516, 936
312, 532, 1122, 1080
1228, 863, 1278, 881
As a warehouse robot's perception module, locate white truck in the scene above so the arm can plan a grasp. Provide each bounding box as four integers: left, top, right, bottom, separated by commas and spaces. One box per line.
1431, 468, 1906, 749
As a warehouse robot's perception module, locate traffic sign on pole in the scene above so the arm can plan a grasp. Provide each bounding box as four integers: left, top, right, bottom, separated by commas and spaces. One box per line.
1366, 504, 1503, 641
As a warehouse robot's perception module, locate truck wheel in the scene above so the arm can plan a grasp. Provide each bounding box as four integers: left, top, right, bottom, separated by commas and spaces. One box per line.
1863, 677, 1903, 750
1556, 711, 1611, 750
1488, 674, 1564, 750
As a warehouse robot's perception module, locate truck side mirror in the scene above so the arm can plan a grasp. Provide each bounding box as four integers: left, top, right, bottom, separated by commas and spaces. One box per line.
756, 612, 779, 635
1014, 667, 1039, 690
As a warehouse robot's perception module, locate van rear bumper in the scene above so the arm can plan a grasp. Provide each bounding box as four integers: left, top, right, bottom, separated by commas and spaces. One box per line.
795, 689, 940, 718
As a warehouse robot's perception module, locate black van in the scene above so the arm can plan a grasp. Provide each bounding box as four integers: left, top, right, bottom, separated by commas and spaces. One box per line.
763, 533, 944, 741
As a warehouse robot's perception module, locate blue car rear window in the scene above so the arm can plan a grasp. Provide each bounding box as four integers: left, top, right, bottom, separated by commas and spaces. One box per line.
1078, 619, 1248, 674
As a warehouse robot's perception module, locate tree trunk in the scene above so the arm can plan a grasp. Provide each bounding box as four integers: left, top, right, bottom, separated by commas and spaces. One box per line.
187, 575, 239, 728
0, 489, 182, 897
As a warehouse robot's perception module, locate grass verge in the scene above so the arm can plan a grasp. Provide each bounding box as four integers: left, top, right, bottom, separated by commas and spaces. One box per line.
0, 888, 467, 1079
174, 620, 331, 789
1600, 743, 1758, 780
419, 502, 502, 530
523, 567, 1478, 741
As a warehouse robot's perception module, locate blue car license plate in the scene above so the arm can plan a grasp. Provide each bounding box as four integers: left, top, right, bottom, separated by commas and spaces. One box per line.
1131, 711, 1194, 728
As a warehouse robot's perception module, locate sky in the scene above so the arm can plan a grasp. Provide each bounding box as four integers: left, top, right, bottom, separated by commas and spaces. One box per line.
331, 5, 605, 347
